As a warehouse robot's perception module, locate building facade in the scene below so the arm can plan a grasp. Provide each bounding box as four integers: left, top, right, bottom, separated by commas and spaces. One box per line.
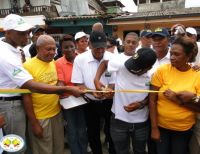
109, 0, 200, 40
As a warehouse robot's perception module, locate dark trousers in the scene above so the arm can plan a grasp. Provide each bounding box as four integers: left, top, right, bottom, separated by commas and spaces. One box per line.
147, 119, 157, 154
156, 127, 192, 154
110, 114, 149, 154
84, 99, 116, 154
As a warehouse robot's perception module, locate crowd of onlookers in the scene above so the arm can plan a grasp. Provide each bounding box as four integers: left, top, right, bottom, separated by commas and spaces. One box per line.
0, 13, 200, 154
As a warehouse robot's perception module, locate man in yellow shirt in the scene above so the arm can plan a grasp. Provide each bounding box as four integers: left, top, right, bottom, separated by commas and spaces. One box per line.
23, 35, 64, 154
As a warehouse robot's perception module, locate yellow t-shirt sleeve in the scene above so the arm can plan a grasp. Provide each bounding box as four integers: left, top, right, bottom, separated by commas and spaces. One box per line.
151, 65, 165, 88
195, 73, 200, 96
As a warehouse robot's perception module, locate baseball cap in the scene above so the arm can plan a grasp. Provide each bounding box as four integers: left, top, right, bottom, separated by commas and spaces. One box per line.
90, 31, 107, 48
152, 27, 170, 37
31, 25, 45, 35
75, 31, 88, 40
124, 48, 157, 74
186, 27, 197, 36
3, 14, 33, 31
140, 29, 152, 37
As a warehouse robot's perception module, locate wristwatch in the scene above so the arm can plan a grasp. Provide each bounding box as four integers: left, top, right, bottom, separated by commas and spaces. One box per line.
192, 96, 200, 104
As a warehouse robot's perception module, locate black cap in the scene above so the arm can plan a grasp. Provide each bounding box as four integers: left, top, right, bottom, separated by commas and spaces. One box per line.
125, 48, 157, 74
140, 29, 152, 37
32, 25, 45, 35
90, 31, 107, 48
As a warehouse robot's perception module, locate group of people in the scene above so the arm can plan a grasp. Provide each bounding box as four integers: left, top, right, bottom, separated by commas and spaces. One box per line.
0, 13, 200, 154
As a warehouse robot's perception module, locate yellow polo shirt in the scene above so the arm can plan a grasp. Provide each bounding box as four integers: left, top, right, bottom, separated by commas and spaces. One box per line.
23, 57, 60, 119
151, 64, 200, 131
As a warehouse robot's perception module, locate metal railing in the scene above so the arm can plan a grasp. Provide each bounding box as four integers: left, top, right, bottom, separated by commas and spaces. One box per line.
0, 5, 52, 16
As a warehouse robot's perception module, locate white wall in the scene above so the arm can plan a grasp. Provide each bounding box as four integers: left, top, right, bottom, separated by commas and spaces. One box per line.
185, 0, 200, 8
61, 0, 90, 15
0, 1, 11, 9
30, 0, 51, 6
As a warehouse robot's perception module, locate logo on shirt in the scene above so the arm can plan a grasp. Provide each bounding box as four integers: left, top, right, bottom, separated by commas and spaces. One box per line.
12, 68, 22, 76
145, 81, 150, 86
105, 71, 112, 77
0, 134, 25, 153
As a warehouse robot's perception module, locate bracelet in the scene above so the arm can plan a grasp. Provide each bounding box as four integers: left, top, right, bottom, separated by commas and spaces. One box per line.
192, 96, 200, 104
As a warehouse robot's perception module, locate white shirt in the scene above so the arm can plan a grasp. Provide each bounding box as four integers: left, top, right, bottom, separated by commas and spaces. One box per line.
107, 53, 149, 123
113, 47, 119, 55
194, 42, 200, 65
23, 42, 32, 59
71, 50, 115, 100
0, 40, 33, 97
148, 49, 170, 77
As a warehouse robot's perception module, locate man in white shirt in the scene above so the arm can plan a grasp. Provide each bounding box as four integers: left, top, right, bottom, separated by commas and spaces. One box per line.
71, 31, 116, 154
144, 27, 171, 154
148, 27, 171, 77
94, 48, 157, 154
136, 29, 152, 51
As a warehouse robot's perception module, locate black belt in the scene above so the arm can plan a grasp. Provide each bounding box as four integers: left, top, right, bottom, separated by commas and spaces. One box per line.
82, 95, 103, 103
0, 96, 22, 101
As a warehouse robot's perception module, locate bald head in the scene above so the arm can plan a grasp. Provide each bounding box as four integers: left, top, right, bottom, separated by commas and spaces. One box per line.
92, 22, 103, 32
36, 35, 56, 62
36, 34, 55, 47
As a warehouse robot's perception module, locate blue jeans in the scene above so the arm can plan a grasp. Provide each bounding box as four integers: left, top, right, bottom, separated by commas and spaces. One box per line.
63, 106, 88, 154
110, 113, 149, 154
156, 127, 192, 154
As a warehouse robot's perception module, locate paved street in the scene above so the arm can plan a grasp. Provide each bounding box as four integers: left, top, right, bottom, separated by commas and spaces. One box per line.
64, 143, 109, 154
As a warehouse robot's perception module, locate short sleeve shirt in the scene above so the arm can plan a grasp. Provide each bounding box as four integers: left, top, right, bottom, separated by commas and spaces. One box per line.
108, 53, 150, 123
71, 50, 115, 100
0, 40, 33, 97
55, 56, 74, 98
151, 64, 200, 131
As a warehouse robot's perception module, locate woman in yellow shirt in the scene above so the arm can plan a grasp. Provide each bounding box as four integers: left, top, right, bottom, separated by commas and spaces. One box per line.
149, 36, 200, 154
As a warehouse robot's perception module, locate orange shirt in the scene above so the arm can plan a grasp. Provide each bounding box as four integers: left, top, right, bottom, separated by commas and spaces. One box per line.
55, 56, 74, 98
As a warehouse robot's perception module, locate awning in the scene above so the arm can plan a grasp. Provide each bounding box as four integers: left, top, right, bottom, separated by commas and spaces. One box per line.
0, 15, 46, 31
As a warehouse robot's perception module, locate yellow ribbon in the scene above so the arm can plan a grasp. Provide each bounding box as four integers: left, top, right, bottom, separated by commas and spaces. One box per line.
0, 89, 31, 94
85, 89, 164, 93
0, 89, 163, 94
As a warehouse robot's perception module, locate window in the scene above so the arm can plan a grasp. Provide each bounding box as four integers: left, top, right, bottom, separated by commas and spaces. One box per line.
139, 0, 146, 4
163, 0, 173, 1
151, 0, 160, 2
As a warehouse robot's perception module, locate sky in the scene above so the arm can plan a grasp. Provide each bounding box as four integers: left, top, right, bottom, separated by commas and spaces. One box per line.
121, 0, 137, 12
